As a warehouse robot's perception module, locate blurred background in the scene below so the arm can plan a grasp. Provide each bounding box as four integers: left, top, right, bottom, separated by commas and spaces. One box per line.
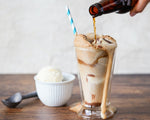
0, 0, 150, 74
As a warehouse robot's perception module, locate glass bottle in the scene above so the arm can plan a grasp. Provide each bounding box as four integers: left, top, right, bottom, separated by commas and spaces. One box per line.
89, 0, 138, 17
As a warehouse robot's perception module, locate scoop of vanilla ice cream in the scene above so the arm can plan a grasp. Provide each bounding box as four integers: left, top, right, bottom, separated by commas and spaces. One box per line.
36, 66, 63, 82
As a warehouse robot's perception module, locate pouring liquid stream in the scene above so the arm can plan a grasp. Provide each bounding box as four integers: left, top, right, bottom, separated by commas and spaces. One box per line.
93, 17, 97, 41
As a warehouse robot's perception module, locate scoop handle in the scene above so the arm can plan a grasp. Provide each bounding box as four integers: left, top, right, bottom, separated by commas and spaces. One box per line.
22, 91, 38, 99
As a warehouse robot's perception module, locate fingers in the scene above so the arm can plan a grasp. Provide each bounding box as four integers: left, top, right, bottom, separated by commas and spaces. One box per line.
130, 0, 150, 16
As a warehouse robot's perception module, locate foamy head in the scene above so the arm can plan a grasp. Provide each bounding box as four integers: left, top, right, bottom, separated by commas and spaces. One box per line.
74, 33, 117, 52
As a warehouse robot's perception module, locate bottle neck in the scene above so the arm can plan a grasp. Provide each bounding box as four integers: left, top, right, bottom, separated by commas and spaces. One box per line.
89, 0, 123, 17
99, 0, 123, 14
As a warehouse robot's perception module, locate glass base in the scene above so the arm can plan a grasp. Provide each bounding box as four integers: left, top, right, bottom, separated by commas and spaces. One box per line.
78, 105, 117, 119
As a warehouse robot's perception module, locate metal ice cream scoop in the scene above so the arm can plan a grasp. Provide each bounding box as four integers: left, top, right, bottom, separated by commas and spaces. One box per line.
1, 91, 37, 108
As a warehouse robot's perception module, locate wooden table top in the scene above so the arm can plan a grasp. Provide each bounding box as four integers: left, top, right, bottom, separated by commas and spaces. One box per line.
0, 74, 150, 120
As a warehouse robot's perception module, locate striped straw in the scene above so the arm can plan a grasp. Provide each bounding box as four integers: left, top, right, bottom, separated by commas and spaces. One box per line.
66, 6, 77, 35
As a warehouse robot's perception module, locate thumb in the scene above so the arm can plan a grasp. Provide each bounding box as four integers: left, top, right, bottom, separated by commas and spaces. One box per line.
130, 0, 149, 16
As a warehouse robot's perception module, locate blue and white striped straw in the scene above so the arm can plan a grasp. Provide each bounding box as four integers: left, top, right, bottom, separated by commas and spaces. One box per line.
66, 6, 77, 35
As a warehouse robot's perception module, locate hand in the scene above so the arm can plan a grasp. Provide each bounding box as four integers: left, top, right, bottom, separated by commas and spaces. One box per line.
130, 0, 150, 16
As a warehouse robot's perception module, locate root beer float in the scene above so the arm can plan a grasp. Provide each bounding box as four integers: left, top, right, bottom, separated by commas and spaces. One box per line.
72, 0, 130, 118
74, 33, 117, 119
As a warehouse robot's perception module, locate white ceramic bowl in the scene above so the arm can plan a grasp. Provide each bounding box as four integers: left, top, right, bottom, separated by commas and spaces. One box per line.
34, 72, 75, 106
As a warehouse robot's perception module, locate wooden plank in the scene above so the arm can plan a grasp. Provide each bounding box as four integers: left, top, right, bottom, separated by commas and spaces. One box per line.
0, 74, 150, 120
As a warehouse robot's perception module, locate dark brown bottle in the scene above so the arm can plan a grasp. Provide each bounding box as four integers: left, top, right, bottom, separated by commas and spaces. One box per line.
89, 0, 138, 17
